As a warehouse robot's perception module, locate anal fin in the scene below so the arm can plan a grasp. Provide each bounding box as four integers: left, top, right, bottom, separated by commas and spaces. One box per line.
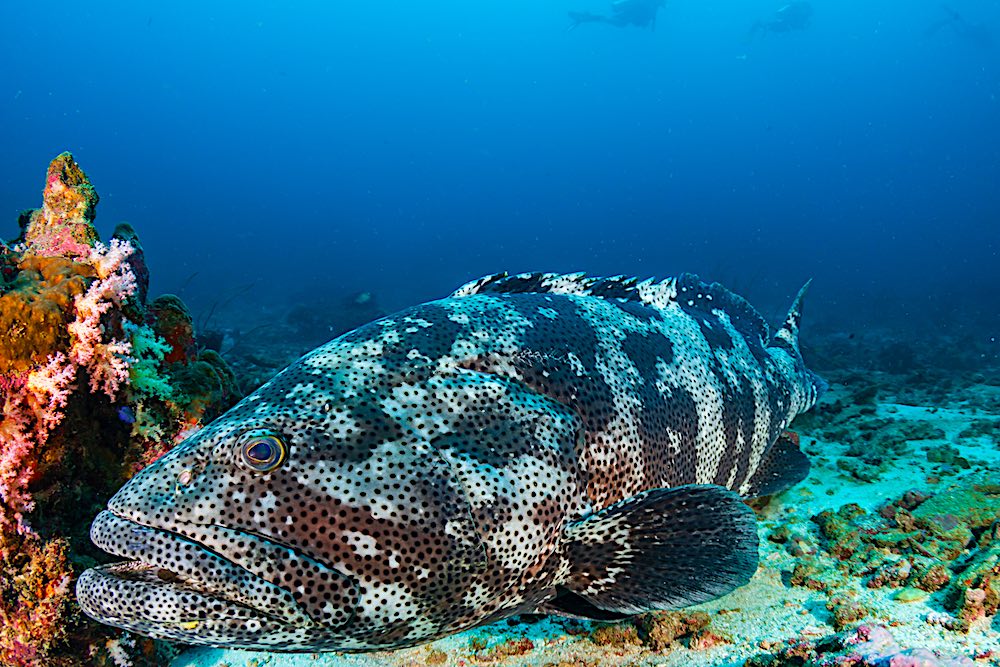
538, 587, 632, 621
744, 431, 811, 498
556, 485, 758, 615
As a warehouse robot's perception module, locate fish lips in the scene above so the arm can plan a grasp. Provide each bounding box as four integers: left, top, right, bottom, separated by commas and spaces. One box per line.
78, 510, 360, 644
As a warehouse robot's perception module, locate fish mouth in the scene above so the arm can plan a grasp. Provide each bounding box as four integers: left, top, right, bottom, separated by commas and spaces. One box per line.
77, 510, 359, 646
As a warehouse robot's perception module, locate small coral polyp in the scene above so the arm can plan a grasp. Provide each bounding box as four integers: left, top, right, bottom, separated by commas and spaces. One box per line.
0, 153, 240, 667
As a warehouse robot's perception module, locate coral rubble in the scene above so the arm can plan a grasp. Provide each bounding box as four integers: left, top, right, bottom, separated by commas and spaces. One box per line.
0, 153, 240, 667
796, 477, 1000, 633
747, 624, 977, 667
587, 611, 726, 653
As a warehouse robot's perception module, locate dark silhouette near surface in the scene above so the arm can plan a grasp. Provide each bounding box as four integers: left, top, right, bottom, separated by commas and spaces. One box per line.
924, 6, 992, 48
749, 2, 813, 41
568, 0, 666, 31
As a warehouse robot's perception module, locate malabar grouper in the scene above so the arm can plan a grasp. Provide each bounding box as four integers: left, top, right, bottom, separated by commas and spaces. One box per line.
76, 272, 826, 651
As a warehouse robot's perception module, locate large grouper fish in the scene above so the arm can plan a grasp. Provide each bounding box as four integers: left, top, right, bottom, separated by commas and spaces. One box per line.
77, 272, 826, 651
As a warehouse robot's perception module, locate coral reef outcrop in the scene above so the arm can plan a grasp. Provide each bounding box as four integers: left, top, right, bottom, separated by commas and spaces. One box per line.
0, 153, 241, 667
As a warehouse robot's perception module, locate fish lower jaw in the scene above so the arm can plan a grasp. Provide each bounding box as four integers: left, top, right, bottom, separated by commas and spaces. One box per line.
81, 510, 315, 628
75, 564, 345, 650
77, 561, 264, 622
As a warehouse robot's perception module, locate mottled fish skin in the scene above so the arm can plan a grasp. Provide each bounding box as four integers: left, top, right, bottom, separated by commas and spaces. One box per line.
77, 272, 824, 651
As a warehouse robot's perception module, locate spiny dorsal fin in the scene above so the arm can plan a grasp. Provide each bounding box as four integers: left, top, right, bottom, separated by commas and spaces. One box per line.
452, 272, 771, 346
451, 272, 678, 309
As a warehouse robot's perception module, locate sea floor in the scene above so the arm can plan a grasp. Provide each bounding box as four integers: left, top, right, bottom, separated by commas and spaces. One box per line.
172, 339, 1000, 667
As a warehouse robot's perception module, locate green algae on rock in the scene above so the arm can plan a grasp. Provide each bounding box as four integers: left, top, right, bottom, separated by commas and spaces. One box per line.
794, 477, 1000, 635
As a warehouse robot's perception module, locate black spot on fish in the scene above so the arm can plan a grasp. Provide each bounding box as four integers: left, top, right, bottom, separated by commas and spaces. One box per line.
769, 336, 797, 356
432, 429, 510, 470
711, 371, 757, 488
763, 373, 793, 442
341, 400, 405, 462
493, 273, 548, 294
620, 330, 674, 372
588, 277, 637, 300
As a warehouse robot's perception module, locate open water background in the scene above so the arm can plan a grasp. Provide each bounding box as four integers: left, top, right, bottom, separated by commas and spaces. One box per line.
2, 0, 998, 342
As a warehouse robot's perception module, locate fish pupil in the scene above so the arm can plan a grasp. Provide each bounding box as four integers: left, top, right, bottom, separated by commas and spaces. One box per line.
247, 440, 276, 464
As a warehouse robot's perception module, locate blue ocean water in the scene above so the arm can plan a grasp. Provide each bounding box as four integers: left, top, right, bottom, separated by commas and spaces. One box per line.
3, 4, 1000, 665
2, 0, 997, 334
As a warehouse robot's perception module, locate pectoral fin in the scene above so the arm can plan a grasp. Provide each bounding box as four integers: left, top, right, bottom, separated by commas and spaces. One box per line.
554, 485, 758, 615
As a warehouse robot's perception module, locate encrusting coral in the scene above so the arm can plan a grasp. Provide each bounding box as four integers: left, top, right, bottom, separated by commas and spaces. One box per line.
20, 153, 100, 258
0, 153, 241, 667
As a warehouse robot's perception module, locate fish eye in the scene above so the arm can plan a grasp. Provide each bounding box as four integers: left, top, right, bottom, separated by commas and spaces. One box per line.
237, 431, 287, 473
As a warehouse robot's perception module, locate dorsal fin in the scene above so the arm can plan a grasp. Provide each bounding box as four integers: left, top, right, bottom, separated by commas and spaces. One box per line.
771, 279, 811, 358
451, 272, 772, 345
674, 273, 771, 347
450, 272, 680, 309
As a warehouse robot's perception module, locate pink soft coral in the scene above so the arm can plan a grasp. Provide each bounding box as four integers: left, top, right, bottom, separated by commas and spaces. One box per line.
23, 354, 76, 435
67, 239, 137, 399
0, 354, 77, 536
1, 240, 137, 536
